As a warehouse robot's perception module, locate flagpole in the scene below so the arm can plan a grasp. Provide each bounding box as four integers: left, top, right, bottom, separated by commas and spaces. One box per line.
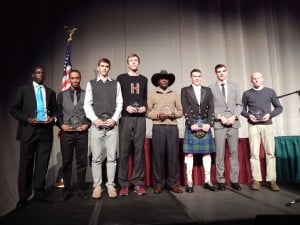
54, 26, 78, 188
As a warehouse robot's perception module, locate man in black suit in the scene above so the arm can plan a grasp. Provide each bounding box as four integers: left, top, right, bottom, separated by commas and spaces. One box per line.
10, 65, 57, 208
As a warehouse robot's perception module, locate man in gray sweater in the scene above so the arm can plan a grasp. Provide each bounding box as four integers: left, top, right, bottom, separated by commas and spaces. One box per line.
241, 72, 283, 191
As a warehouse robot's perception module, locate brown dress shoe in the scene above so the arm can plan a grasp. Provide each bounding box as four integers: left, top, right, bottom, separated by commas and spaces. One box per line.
170, 186, 183, 193
154, 187, 163, 194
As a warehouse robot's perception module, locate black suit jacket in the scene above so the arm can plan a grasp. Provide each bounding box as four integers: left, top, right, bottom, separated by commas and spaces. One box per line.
181, 85, 214, 127
10, 83, 57, 142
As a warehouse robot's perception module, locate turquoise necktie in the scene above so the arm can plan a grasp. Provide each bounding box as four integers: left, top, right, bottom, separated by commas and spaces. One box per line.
36, 85, 46, 121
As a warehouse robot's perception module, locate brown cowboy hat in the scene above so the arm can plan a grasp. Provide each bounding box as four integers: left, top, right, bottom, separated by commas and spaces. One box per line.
151, 70, 175, 87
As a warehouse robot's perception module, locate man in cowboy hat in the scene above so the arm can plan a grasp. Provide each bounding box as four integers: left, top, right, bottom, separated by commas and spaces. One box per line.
146, 70, 183, 194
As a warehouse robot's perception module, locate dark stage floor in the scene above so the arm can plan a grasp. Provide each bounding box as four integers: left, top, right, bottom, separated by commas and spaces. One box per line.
1, 182, 300, 225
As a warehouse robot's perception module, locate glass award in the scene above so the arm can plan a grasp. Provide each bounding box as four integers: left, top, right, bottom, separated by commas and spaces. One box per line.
131, 101, 141, 111
99, 113, 111, 129
69, 115, 81, 130
161, 104, 172, 115
250, 108, 265, 121
193, 120, 206, 138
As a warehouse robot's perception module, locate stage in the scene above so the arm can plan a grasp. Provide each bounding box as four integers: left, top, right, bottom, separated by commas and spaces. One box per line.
1, 182, 300, 225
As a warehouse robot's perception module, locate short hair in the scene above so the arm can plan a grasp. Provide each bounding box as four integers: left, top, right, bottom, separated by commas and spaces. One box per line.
127, 53, 140, 64
190, 68, 202, 76
32, 65, 45, 74
70, 69, 81, 78
97, 58, 111, 67
214, 64, 226, 72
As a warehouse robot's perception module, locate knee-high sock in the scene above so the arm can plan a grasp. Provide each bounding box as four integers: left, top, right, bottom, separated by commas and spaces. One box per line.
184, 156, 193, 186
202, 154, 211, 183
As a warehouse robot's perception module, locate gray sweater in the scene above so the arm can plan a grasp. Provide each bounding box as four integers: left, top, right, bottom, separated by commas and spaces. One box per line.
241, 87, 283, 125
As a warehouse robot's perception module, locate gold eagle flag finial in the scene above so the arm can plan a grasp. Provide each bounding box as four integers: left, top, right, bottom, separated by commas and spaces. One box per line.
64, 26, 78, 42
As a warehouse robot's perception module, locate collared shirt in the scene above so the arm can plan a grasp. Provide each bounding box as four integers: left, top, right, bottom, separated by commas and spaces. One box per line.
253, 85, 264, 91
97, 74, 112, 82
192, 84, 201, 105
84, 75, 123, 123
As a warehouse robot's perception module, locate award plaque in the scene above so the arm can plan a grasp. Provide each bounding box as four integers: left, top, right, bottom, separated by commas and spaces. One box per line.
131, 102, 141, 111
161, 104, 173, 115
193, 118, 206, 138
69, 115, 81, 130
250, 108, 265, 121
99, 113, 111, 129
194, 122, 206, 138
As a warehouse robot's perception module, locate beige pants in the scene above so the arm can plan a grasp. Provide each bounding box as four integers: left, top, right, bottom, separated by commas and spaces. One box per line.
248, 124, 276, 182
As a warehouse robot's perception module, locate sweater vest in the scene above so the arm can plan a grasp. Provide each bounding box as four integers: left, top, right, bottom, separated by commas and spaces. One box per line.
62, 90, 86, 126
90, 79, 117, 117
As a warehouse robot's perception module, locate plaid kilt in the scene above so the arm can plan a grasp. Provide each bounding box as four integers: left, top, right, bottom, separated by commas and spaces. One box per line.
182, 118, 215, 154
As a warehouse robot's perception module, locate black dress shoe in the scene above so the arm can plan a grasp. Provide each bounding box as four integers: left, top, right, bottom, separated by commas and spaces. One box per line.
154, 187, 163, 194
203, 183, 217, 191
217, 182, 226, 191
77, 191, 88, 200
33, 195, 53, 204
170, 186, 183, 193
231, 183, 242, 190
16, 199, 28, 208
60, 191, 73, 201
185, 186, 194, 193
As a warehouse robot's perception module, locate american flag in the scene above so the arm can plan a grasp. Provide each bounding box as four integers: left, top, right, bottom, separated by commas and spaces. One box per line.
61, 42, 72, 90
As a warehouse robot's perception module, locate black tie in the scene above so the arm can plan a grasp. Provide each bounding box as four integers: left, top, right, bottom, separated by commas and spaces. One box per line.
221, 83, 225, 98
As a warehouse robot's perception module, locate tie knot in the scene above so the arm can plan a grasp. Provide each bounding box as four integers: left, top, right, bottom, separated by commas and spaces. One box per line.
221, 83, 225, 86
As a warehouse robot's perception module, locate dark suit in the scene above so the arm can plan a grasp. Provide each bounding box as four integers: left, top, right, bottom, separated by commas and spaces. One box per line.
181, 85, 214, 128
10, 83, 57, 200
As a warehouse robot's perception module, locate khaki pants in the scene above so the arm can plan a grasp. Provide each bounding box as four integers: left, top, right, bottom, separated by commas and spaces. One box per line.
248, 124, 276, 181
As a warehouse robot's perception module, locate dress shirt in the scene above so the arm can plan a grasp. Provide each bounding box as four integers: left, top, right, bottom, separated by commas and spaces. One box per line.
192, 84, 201, 105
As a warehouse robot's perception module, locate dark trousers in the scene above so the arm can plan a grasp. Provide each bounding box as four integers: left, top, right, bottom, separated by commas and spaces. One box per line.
152, 125, 180, 188
60, 131, 88, 191
19, 128, 53, 200
118, 116, 146, 187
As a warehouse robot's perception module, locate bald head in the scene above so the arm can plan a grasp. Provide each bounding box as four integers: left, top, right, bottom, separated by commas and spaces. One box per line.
250, 72, 264, 89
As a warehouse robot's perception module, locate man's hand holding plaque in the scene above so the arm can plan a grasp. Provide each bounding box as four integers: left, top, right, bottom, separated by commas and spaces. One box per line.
249, 108, 269, 123
34, 109, 50, 123
127, 102, 146, 114
28, 109, 55, 125
158, 105, 175, 121
69, 115, 81, 131
95, 113, 115, 130
191, 119, 210, 138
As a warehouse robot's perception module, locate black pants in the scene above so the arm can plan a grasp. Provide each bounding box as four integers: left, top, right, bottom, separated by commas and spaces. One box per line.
118, 116, 146, 187
60, 131, 88, 191
19, 128, 53, 200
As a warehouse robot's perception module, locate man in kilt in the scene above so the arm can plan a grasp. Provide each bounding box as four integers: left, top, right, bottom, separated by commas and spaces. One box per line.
181, 68, 216, 193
